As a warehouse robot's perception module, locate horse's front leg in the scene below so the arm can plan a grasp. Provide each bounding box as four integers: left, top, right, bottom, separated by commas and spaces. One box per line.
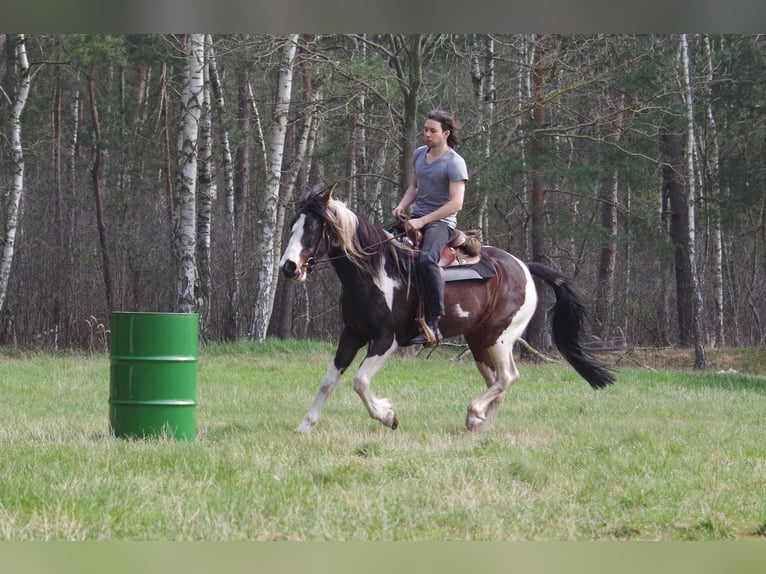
353, 335, 399, 429
296, 329, 365, 434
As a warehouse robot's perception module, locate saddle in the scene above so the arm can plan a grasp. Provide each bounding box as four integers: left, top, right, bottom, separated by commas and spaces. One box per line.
391, 218, 483, 268
390, 219, 492, 346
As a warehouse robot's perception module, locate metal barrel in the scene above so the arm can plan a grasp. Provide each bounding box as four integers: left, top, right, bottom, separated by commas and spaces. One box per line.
109, 312, 198, 441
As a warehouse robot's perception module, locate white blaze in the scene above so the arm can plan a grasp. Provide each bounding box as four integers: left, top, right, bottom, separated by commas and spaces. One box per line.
279, 213, 307, 269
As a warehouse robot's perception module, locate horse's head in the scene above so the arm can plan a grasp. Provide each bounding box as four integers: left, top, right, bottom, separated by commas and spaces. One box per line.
279, 186, 333, 282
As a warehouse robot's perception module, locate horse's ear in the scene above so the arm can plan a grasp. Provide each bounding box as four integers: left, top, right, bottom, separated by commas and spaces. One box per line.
317, 184, 335, 204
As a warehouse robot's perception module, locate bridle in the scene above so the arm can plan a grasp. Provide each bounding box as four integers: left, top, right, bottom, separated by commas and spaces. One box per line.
298, 209, 407, 274
302, 216, 328, 274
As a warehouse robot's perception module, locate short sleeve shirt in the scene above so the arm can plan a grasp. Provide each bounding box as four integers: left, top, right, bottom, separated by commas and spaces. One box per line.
411, 145, 468, 229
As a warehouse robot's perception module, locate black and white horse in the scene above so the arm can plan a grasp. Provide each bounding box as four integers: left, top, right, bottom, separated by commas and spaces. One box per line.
279, 186, 614, 433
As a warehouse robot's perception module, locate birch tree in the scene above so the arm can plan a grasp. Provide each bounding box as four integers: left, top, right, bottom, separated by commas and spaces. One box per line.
174, 33, 205, 314
196, 36, 213, 334
470, 34, 495, 240
0, 34, 30, 316
594, 89, 625, 340
680, 34, 707, 369
702, 35, 725, 348
249, 34, 299, 341
208, 37, 239, 340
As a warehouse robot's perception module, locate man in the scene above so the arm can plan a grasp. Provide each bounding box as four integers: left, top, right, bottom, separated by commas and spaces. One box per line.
392, 110, 468, 346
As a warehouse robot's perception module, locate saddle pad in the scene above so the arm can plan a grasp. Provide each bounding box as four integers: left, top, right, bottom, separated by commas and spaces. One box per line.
444, 254, 496, 282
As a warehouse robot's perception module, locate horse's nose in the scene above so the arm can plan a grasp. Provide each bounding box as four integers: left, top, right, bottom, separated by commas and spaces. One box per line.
281, 260, 298, 278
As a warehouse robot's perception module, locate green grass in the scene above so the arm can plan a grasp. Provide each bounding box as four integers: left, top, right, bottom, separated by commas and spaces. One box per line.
0, 341, 765, 541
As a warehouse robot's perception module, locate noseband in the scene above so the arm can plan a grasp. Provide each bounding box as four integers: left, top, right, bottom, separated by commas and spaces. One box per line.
301, 212, 328, 274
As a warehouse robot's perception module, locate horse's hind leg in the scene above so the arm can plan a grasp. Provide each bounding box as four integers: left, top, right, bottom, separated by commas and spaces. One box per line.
296, 329, 365, 433
466, 337, 520, 432
475, 362, 505, 427
353, 336, 399, 429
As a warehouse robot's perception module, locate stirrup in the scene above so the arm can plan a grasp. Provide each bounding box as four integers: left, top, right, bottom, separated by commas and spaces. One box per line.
409, 318, 442, 347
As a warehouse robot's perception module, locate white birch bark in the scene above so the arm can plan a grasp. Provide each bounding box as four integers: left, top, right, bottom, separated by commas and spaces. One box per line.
196, 36, 213, 331
174, 34, 205, 314
275, 88, 318, 262
680, 34, 707, 369
302, 88, 322, 190
247, 81, 269, 175
250, 34, 299, 341
0, 34, 31, 315
702, 35, 725, 348
470, 35, 488, 239
595, 90, 625, 339
519, 34, 534, 259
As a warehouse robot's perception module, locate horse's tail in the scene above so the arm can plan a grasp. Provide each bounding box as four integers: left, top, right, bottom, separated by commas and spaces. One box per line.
526, 262, 615, 389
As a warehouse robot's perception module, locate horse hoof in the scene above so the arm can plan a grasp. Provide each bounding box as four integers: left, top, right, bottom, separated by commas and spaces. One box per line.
465, 412, 486, 432
295, 421, 314, 434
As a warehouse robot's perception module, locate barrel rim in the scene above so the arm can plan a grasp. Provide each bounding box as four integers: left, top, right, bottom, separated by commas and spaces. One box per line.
109, 399, 197, 406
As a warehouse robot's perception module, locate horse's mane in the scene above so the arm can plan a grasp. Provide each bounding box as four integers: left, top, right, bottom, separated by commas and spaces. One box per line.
300, 190, 413, 277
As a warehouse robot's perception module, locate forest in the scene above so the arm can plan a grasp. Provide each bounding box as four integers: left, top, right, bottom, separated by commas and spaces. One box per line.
0, 34, 764, 363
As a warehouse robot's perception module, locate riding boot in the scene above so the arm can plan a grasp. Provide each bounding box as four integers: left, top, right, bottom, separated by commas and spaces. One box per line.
409, 316, 443, 346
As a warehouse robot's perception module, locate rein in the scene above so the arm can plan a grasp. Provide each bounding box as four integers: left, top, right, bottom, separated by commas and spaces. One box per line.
302, 217, 407, 273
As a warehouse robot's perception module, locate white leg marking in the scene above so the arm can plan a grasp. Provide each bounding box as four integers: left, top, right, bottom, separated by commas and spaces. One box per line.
453, 303, 471, 318
296, 362, 343, 433
475, 361, 495, 388
466, 259, 538, 431
353, 342, 399, 428
467, 338, 518, 431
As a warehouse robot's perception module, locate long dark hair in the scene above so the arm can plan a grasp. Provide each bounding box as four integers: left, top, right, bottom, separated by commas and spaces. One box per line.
427, 109, 460, 148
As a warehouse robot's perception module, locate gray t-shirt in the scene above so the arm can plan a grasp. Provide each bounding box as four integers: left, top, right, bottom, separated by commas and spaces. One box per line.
411, 145, 468, 229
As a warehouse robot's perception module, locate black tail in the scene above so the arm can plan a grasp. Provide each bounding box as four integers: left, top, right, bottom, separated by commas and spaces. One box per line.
527, 262, 615, 389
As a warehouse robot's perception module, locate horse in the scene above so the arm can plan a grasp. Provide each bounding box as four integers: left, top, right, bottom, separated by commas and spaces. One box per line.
279, 185, 615, 433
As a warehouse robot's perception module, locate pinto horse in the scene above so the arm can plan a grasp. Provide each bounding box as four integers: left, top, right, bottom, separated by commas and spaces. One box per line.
279, 186, 614, 433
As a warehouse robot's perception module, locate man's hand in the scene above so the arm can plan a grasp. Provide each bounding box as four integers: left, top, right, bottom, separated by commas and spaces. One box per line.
405, 217, 426, 231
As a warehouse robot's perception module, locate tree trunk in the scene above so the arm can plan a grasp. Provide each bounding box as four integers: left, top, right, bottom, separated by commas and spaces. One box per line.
661, 129, 693, 346
273, 63, 320, 339
702, 35, 725, 348
196, 36, 213, 336
471, 34, 495, 241
397, 35, 422, 195
159, 62, 174, 234
680, 34, 707, 369
525, 34, 552, 352
0, 34, 30, 316
208, 37, 239, 340
174, 33, 205, 314
86, 67, 115, 317
594, 90, 625, 341
235, 68, 250, 238
250, 34, 299, 341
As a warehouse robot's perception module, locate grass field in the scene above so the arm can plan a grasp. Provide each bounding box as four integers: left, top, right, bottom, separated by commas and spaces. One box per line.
0, 340, 765, 541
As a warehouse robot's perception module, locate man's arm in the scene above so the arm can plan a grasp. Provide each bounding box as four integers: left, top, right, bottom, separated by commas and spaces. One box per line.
406, 179, 465, 231
393, 175, 419, 220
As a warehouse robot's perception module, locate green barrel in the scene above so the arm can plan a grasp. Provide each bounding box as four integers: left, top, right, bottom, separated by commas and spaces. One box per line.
109, 312, 198, 441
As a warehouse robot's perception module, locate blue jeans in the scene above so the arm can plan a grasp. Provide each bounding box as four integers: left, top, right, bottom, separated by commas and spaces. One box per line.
417, 221, 451, 321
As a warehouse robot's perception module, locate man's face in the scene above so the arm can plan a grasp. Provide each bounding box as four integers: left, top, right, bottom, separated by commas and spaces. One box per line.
423, 119, 448, 149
